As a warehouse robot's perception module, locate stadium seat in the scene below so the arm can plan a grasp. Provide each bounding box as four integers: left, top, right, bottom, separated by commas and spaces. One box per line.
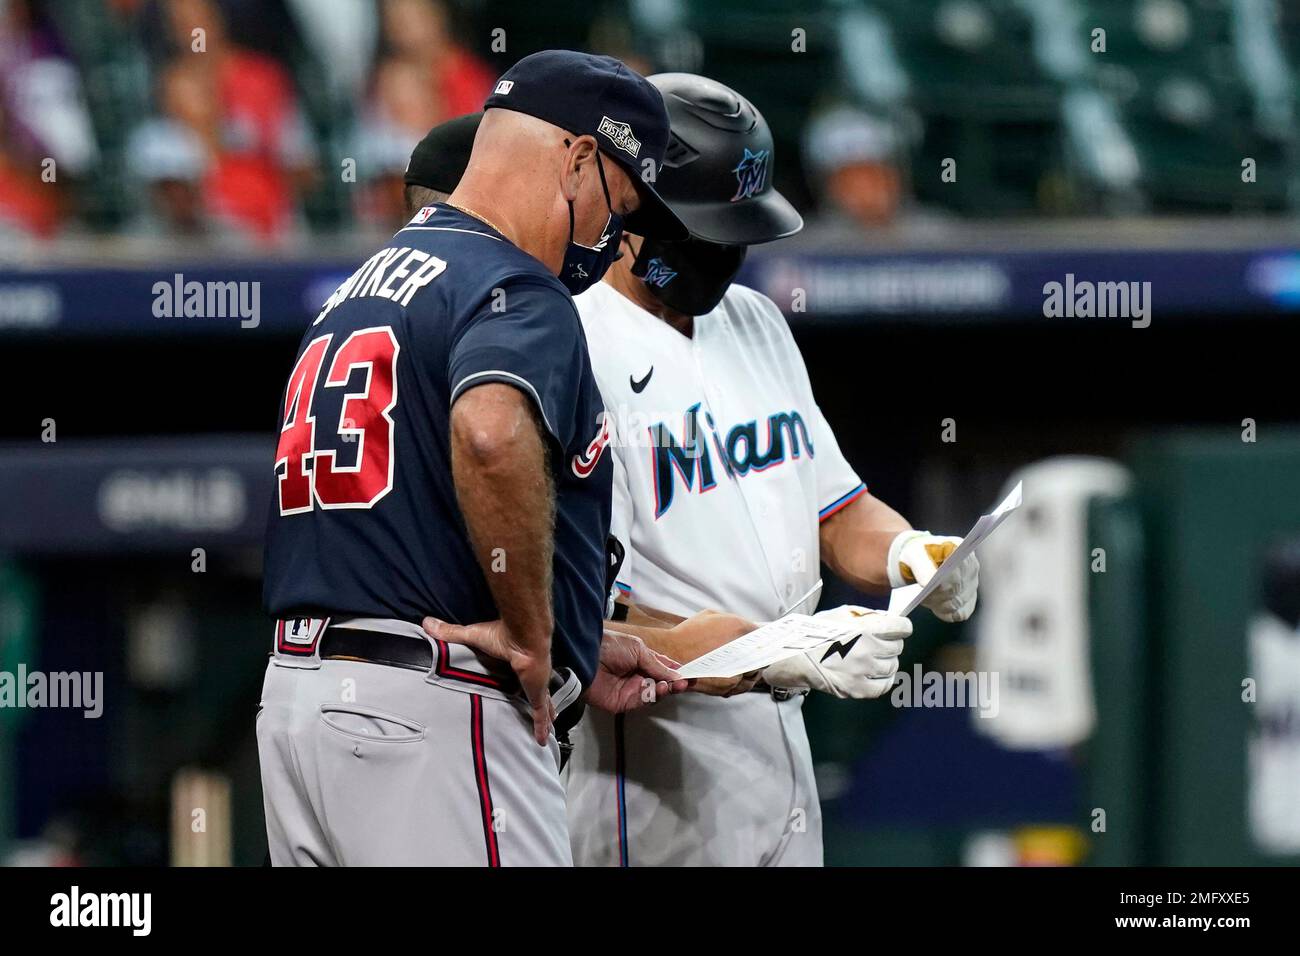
870, 0, 1060, 120
864, 0, 1068, 215
1072, 0, 1295, 211
631, 0, 847, 210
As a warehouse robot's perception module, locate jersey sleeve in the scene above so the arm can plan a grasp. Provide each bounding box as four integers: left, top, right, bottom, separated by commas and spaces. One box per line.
807, 402, 867, 522
447, 279, 585, 449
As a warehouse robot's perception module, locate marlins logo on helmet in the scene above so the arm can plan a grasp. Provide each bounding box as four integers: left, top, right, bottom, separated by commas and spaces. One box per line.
730, 148, 769, 202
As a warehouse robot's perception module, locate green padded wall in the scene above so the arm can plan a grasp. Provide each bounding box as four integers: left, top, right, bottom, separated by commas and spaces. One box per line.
1130, 428, 1300, 865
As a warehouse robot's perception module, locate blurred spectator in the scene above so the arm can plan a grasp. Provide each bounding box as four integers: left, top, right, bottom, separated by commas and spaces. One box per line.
352, 55, 441, 228
380, 0, 493, 122
284, 0, 378, 103
800, 104, 952, 244
0, 99, 60, 239
0, 0, 98, 177
124, 115, 214, 237
346, 1, 494, 229
126, 0, 317, 243
804, 106, 903, 228
0, 0, 100, 239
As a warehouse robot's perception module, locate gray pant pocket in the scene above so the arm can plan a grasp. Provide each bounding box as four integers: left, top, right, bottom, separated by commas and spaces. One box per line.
319, 703, 425, 743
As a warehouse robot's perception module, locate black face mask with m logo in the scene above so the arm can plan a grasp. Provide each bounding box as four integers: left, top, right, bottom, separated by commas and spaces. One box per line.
631, 236, 748, 317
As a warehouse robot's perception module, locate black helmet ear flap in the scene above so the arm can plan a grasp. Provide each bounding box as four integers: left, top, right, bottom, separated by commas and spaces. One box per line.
628, 237, 654, 279
661, 132, 700, 169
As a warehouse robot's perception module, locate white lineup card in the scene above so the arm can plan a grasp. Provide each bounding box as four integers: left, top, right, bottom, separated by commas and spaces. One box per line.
675, 613, 861, 679
888, 480, 1023, 617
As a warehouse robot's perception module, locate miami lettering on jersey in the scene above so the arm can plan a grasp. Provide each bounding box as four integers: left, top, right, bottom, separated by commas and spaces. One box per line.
648, 402, 814, 518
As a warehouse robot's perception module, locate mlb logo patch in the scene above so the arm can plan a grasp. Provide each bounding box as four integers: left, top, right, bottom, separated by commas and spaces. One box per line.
275, 616, 330, 656
494, 79, 514, 95
411, 205, 437, 224
597, 116, 641, 158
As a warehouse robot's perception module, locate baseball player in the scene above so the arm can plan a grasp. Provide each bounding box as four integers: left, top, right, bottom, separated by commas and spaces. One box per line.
562, 74, 981, 866
257, 51, 695, 866
396, 86, 978, 865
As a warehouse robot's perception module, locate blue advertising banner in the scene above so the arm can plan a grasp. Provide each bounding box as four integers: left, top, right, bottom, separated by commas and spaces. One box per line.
0, 437, 273, 553
2, 245, 1298, 337
738, 247, 1300, 323
0, 261, 359, 336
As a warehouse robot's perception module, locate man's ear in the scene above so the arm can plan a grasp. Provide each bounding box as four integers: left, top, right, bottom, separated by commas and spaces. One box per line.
561, 135, 598, 202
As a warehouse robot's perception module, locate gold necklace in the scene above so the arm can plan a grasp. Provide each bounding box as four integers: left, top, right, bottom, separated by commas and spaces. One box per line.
445, 201, 508, 238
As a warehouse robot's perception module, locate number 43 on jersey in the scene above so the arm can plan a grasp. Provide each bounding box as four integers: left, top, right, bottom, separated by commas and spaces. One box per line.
275, 326, 399, 514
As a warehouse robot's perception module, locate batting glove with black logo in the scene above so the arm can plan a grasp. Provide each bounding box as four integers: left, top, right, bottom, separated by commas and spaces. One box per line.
762, 606, 911, 699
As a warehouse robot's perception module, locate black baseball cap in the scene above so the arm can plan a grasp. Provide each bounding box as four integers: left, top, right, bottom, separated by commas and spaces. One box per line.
483, 50, 688, 240
404, 112, 481, 194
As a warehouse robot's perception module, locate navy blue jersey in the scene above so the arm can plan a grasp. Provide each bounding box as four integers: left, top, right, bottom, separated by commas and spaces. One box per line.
263, 204, 613, 685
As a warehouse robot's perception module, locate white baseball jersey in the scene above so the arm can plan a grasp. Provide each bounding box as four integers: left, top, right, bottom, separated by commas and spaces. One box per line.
584, 280, 865, 621
564, 280, 866, 866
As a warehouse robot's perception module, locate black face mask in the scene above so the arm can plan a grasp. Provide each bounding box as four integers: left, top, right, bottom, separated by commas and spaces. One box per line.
559, 141, 624, 296
631, 236, 747, 316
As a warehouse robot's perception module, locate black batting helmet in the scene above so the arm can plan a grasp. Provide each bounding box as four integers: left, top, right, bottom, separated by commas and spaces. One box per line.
405, 112, 482, 195
645, 73, 803, 245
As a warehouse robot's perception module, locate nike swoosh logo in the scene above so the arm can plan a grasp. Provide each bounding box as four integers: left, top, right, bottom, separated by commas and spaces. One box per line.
630, 367, 653, 393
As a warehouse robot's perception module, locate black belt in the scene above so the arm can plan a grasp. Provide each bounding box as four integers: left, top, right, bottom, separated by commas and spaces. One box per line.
751, 683, 806, 702
320, 626, 522, 695
322, 626, 437, 672
319, 626, 587, 746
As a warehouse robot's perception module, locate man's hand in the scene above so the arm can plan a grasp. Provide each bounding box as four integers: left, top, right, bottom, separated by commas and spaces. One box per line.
422, 617, 554, 745
603, 609, 762, 698
762, 606, 911, 699
887, 530, 979, 622
688, 672, 762, 697
586, 630, 689, 713
665, 609, 754, 660
667, 610, 761, 697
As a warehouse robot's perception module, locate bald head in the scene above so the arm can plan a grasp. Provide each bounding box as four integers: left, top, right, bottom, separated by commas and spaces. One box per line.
466, 109, 561, 176
447, 108, 642, 276
463, 110, 637, 211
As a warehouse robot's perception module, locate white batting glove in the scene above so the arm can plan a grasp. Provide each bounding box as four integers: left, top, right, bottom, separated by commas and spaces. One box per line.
762, 606, 911, 699
887, 530, 979, 622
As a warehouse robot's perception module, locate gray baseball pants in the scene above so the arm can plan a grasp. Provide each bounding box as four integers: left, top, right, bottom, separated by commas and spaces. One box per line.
257, 617, 574, 866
